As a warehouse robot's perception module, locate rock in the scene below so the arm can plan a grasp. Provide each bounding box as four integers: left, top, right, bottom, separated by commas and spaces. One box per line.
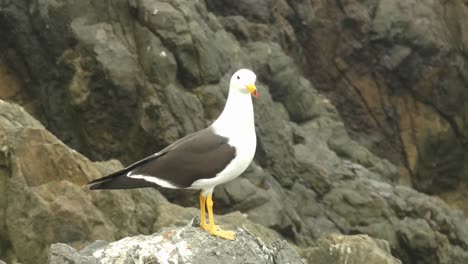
48, 226, 304, 264
137, 0, 236, 87
0, 100, 169, 263
300, 234, 401, 264
286, 0, 468, 199
2, 0, 467, 208
0, 55, 32, 111
133, 25, 178, 87
49, 243, 100, 264
1, 0, 468, 264
0, 99, 291, 263
322, 179, 468, 263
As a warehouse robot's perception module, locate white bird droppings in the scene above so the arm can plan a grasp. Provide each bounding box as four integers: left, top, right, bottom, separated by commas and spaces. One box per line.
92, 234, 192, 264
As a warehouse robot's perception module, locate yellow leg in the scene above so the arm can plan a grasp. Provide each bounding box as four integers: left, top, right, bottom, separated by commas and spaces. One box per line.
199, 192, 207, 229
200, 193, 219, 230
204, 193, 236, 240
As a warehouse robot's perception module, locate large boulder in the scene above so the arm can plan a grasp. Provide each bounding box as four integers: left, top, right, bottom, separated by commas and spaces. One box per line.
47, 227, 407, 264
48, 226, 304, 264
0, 100, 165, 263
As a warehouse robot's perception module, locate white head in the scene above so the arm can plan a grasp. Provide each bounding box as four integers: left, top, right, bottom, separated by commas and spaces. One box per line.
229, 69, 258, 98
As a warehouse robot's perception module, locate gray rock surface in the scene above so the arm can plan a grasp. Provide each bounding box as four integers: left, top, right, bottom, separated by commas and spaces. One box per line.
0, 0, 468, 264
2, 98, 466, 263
48, 226, 304, 264
300, 233, 401, 264
286, 0, 468, 196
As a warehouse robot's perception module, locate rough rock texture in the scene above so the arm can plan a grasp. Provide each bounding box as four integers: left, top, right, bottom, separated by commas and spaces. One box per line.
48, 226, 304, 264
0, 99, 280, 263
0, 0, 397, 180
300, 234, 401, 264
0, 0, 468, 264
0, 100, 163, 263
284, 0, 468, 195
1, 0, 465, 201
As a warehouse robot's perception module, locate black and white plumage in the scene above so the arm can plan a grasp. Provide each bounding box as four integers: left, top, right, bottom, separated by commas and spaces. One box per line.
88, 69, 258, 240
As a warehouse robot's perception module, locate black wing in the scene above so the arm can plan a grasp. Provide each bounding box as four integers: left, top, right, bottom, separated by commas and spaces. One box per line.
88, 128, 236, 189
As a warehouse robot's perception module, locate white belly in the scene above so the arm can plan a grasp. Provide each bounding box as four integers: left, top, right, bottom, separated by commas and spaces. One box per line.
190, 130, 256, 193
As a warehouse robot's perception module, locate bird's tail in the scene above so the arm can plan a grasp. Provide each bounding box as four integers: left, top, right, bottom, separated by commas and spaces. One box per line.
88, 169, 155, 190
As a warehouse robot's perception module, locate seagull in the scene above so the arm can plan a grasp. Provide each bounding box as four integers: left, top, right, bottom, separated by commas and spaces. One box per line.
88, 69, 258, 240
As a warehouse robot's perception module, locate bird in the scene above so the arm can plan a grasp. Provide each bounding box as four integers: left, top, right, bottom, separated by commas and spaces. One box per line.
88, 69, 258, 240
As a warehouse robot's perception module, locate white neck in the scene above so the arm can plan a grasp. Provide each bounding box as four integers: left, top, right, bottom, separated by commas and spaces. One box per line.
211, 89, 254, 137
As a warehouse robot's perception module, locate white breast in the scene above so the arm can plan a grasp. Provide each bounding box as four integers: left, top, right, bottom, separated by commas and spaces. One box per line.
189, 87, 256, 194
189, 128, 256, 193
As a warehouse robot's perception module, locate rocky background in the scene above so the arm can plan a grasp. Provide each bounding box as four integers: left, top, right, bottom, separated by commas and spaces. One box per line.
0, 0, 467, 263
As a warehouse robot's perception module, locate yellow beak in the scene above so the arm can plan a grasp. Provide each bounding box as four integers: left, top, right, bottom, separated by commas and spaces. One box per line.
246, 84, 258, 98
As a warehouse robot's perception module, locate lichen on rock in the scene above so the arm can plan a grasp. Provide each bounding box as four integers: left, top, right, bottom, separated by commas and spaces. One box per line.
48, 225, 304, 264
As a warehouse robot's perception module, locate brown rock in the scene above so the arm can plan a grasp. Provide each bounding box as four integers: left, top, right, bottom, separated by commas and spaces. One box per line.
0, 100, 165, 263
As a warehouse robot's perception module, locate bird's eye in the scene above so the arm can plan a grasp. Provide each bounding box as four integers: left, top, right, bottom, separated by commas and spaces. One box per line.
236, 76, 240, 80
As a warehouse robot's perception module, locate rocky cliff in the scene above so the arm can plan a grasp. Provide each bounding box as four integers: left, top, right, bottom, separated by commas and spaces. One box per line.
0, 0, 467, 263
